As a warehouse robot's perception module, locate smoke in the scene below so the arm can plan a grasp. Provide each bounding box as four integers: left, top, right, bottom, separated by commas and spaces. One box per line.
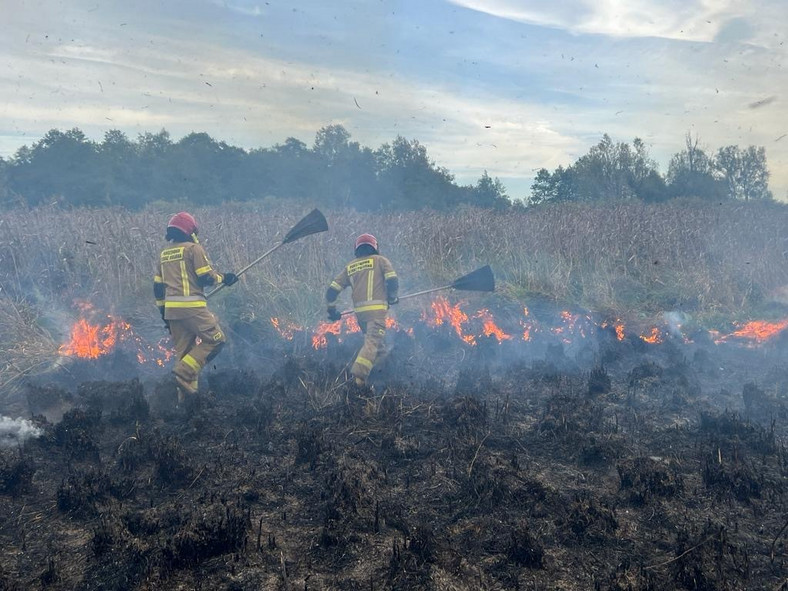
663, 311, 690, 339
0, 416, 43, 448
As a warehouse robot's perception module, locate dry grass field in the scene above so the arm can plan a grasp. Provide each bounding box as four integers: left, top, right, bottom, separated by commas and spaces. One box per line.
0, 199, 786, 389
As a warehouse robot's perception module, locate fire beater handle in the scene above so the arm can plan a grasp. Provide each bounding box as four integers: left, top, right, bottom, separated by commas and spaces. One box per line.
208, 209, 329, 299
339, 285, 451, 317
397, 285, 452, 301
207, 243, 283, 298
337, 265, 494, 317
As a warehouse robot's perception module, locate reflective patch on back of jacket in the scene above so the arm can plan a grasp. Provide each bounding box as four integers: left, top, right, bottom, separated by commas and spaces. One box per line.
347, 258, 374, 276
161, 247, 185, 263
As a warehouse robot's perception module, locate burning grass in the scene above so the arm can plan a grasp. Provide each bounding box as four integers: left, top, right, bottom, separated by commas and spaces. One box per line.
1, 200, 787, 324
3, 200, 788, 410
1, 200, 787, 588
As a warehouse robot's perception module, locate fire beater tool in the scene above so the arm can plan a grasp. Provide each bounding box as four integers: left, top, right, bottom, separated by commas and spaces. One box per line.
340, 265, 495, 316
208, 208, 328, 298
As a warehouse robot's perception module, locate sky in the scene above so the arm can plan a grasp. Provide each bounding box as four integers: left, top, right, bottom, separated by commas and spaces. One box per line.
1, 0, 787, 200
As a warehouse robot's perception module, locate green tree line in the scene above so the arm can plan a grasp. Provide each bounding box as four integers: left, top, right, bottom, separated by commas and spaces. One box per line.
0, 125, 510, 210
530, 133, 773, 204
0, 126, 773, 209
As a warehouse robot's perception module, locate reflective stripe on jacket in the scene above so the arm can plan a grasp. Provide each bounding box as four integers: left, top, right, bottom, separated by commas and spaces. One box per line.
330, 254, 397, 312
154, 242, 223, 318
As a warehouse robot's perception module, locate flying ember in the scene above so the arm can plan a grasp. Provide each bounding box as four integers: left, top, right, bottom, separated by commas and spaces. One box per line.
270, 317, 303, 340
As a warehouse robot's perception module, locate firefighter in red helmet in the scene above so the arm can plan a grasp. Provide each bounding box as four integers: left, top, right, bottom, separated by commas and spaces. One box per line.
325, 233, 398, 386
153, 212, 238, 402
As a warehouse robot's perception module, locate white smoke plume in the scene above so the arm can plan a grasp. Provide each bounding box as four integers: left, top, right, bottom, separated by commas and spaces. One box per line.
0, 416, 43, 448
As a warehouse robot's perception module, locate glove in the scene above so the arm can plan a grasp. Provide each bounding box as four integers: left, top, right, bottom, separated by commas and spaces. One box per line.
222, 272, 239, 286
327, 307, 342, 322
388, 296, 399, 306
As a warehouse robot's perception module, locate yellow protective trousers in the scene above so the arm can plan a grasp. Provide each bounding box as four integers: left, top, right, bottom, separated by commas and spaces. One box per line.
169, 309, 226, 394
352, 311, 387, 384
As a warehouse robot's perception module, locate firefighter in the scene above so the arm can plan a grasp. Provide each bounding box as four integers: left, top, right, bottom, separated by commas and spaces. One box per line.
153, 212, 238, 402
326, 233, 398, 386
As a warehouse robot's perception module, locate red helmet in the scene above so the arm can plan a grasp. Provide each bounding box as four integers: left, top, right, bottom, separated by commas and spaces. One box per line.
355, 233, 378, 251
167, 212, 198, 236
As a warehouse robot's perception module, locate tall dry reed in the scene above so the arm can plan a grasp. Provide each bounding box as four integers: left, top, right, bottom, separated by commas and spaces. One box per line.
0, 200, 786, 343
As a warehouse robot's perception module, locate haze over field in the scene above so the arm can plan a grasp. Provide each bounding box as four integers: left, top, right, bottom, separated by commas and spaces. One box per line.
1, 0, 787, 199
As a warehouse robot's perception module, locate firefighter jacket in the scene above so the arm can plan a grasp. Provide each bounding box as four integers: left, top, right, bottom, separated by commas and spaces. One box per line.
154, 241, 224, 320
327, 254, 398, 313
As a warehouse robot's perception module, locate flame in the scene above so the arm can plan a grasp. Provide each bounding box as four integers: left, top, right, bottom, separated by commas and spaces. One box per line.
551, 310, 592, 343
312, 315, 361, 349
640, 327, 663, 344
270, 317, 303, 340
422, 296, 475, 345
384, 315, 414, 336
310, 314, 410, 350
59, 301, 175, 365
475, 309, 512, 342
135, 338, 176, 366
66, 301, 788, 363
521, 306, 534, 341
59, 317, 129, 359
713, 319, 788, 345
601, 319, 626, 341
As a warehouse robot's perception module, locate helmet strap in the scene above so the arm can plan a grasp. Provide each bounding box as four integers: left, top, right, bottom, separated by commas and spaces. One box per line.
191, 233, 199, 244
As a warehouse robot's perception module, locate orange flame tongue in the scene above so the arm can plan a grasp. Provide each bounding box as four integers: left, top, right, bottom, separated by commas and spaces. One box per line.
716, 319, 788, 344
59, 316, 130, 359
422, 296, 475, 344
521, 306, 535, 341
270, 317, 303, 340
640, 327, 663, 344
59, 301, 175, 364
475, 309, 512, 342
312, 315, 361, 349
601, 319, 626, 341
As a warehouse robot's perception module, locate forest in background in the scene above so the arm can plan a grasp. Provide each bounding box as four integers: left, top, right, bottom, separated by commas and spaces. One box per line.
0, 126, 775, 210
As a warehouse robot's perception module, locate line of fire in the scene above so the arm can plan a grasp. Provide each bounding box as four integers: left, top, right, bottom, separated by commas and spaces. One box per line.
58, 296, 788, 365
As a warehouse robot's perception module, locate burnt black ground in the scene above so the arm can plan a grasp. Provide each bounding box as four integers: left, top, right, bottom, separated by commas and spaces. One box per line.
1, 332, 787, 590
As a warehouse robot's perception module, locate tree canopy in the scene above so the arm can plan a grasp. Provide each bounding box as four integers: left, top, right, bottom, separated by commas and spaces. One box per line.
0, 126, 774, 209
0, 125, 510, 210
529, 132, 772, 205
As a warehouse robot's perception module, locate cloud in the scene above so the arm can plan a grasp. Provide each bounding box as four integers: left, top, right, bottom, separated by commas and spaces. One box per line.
210, 1, 265, 17
1, 0, 787, 199
0, 24, 579, 193
447, 0, 744, 41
